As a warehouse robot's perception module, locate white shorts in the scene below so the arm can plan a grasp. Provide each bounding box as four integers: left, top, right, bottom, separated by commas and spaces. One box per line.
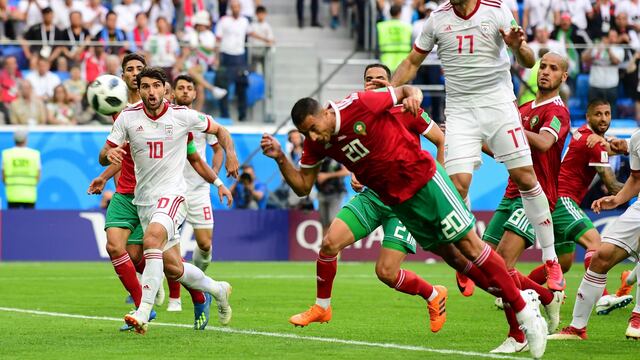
186, 191, 214, 229
444, 102, 533, 175
138, 195, 187, 252
602, 202, 640, 261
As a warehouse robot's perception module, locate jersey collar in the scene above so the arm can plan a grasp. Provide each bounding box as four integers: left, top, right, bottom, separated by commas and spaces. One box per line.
143, 100, 169, 121
531, 95, 561, 109
327, 101, 341, 135
453, 0, 481, 20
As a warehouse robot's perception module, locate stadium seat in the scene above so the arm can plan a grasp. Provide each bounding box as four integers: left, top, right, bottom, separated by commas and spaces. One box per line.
1, 45, 28, 70
55, 71, 70, 82
610, 118, 637, 128
575, 74, 589, 102
203, 71, 265, 108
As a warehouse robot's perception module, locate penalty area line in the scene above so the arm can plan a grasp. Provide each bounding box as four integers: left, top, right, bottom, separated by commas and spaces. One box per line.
0, 307, 522, 359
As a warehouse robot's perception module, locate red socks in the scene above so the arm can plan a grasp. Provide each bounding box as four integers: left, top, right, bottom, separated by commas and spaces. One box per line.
316, 252, 337, 299
168, 279, 181, 299
111, 252, 142, 307
516, 270, 554, 305
473, 244, 526, 312
528, 264, 546, 285
463, 261, 491, 292
392, 269, 434, 300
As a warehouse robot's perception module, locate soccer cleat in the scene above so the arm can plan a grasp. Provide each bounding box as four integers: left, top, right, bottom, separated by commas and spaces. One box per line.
616, 270, 634, 297
289, 304, 332, 327
548, 325, 587, 340
626, 312, 640, 339
596, 294, 633, 315
212, 87, 228, 100
124, 310, 149, 335
167, 297, 182, 312
543, 291, 564, 334
193, 293, 212, 330
490, 337, 529, 353
455, 271, 475, 297
518, 289, 548, 359
155, 283, 165, 306
125, 295, 134, 304
215, 281, 233, 325
494, 297, 504, 310
427, 285, 447, 333
120, 309, 156, 332
544, 260, 566, 291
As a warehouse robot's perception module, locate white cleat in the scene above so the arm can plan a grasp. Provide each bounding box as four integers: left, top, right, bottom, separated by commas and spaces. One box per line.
494, 297, 504, 310
518, 290, 548, 360
155, 283, 166, 306
215, 281, 232, 325
212, 87, 228, 100
596, 294, 633, 315
490, 337, 529, 353
543, 291, 564, 334
167, 297, 182, 312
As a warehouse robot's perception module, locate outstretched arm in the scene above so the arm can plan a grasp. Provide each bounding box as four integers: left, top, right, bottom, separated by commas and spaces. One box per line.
391, 49, 428, 86
211, 143, 224, 174
423, 124, 445, 165
595, 166, 624, 195
88, 164, 122, 194
261, 134, 319, 196
592, 171, 640, 213
501, 25, 535, 68
187, 151, 233, 207
205, 121, 239, 179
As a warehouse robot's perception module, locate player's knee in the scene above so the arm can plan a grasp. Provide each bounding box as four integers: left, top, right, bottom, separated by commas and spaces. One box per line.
106, 240, 126, 257
375, 263, 398, 287
143, 225, 166, 249
320, 235, 342, 256
509, 166, 537, 190
589, 250, 615, 273
163, 262, 182, 280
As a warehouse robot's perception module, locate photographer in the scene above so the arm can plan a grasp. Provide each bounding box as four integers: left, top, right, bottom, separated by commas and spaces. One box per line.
230, 164, 267, 209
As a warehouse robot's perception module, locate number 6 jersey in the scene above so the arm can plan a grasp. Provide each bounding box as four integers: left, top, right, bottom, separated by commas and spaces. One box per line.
299, 89, 437, 206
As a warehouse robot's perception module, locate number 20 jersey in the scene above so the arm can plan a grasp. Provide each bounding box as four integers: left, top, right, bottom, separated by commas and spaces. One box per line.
299, 89, 437, 206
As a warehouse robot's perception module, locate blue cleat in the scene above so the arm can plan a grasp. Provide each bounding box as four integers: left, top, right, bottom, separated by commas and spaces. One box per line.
193, 293, 212, 330
119, 309, 156, 332
125, 295, 134, 304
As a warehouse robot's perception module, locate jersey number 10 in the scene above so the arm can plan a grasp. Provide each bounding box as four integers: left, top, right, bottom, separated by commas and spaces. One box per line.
147, 141, 164, 159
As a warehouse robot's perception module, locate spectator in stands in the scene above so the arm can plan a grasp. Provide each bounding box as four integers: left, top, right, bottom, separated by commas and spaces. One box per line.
0, 56, 23, 124
2, 129, 41, 209
142, 0, 175, 34
588, 0, 616, 41
379, 0, 414, 25
615, 0, 640, 31
626, 49, 640, 124
94, 11, 131, 55
248, 5, 274, 74
16, 0, 49, 31
60, 10, 92, 65
582, 29, 625, 117
46, 84, 76, 125
53, 0, 80, 29
231, 164, 267, 209
77, 44, 105, 83
554, 0, 593, 31
176, 0, 219, 35
21, 6, 65, 70
523, 0, 554, 41
114, 0, 142, 33
80, 0, 107, 36
130, 12, 150, 49
9, 80, 47, 125
412, 1, 437, 42
284, 129, 314, 209
614, 12, 640, 50
377, 4, 412, 72
296, 0, 321, 28
63, 64, 86, 104
144, 16, 180, 80
25, 56, 61, 101
105, 55, 121, 76
315, 158, 348, 233
0, 0, 10, 39
529, 23, 567, 59
504, 0, 519, 23
551, 12, 590, 88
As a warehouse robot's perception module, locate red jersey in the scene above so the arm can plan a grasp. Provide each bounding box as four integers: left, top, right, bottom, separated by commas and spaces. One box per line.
557, 124, 610, 204
300, 89, 436, 205
504, 96, 570, 210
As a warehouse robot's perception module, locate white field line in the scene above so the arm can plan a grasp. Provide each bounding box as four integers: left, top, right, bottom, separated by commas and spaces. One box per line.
0, 307, 524, 360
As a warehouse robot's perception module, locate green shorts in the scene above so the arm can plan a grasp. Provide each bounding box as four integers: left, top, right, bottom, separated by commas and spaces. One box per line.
552, 197, 595, 255
483, 197, 536, 248
336, 189, 417, 254
105, 192, 143, 244
390, 163, 475, 251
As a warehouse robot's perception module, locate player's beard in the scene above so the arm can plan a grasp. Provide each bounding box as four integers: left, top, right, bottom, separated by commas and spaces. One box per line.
449, 0, 467, 5
175, 95, 193, 107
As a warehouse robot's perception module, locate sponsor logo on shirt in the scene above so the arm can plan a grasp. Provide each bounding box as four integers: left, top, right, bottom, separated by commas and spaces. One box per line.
444, 24, 453, 32
136, 125, 144, 132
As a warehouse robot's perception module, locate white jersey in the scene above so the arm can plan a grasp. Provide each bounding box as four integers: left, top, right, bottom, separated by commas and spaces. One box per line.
107, 102, 213, 205
184, 129, 218, 194
629, 130, 640, 195
616, 0, 640, 26
415, 1, 516, 108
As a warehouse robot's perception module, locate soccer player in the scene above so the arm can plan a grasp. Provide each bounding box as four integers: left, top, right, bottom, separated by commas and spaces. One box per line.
262, 85, 549, 358
165, 74, 226, 312
482, 52, 569, 353
100, 67, 237, 334
549, 131, 640, 340
288, 63, 449, 332
392, 0, 565, 291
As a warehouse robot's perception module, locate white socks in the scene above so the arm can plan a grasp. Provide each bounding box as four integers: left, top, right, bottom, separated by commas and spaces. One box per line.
520, 183, 557, 261
315, 298, 331, 309
193, 247, 212, 272
139, 249, 164, 320
178, 262, 224, 300
628, 263, 640, 286
571, 270, 607, 329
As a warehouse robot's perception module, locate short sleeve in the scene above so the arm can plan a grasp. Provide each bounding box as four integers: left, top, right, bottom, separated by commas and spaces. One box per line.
588, 143, 610, 167
401, 108, 433, 136
540, 110, 569, 143
414, 16, 435, 53
299, 140, 324, 168
206, 134, 219, 145
106, 116, 127, 146
498, 1, 516, 31
630, 134, 640, 171
355, 88, 397, 116
188, 110, 213, 133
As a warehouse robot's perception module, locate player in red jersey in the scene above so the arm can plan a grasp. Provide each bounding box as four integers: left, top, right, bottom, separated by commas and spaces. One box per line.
481, 52, 569, 353
262, 84, 549, 357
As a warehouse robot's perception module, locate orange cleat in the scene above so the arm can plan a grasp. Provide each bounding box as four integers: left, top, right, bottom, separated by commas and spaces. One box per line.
616, 270, 634, 297
427, 285, 448, 333
455, 271, 475, 297
124, 312, 148, 335
289, 304, 332, 327
544, 260, 566, 291
548, 326, 587, 340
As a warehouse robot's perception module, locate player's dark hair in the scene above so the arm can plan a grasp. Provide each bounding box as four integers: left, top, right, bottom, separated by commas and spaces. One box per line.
122, 52, 147, 71
136, 67, 167, 88
586, 99, 611, 114
291, 97, 322, 127
256, 5, 267, 13
174, 74, 196, 87
106, 10, 117, 19
390, 4, 402, 17
364, 63, 391, 80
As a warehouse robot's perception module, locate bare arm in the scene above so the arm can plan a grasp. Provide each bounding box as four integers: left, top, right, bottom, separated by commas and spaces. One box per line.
99, 143, 126, 166
187, 151, 219, 184
595, 166, 624, 195
423, 124, 445, 165
261, 134, 320, 196
501, 26, 535, 68
211, 143, 224, 174
525, 130, 556, 152
391, 49, 428, 86
592, 171, 640, 213
205, 121, 239, 178
88, 163, 121, 194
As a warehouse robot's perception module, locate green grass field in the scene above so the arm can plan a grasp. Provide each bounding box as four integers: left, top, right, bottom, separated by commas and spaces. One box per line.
0, 261, 637, 359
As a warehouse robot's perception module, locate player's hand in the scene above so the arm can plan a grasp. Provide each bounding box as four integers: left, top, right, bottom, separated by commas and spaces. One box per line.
106, 146, 126, 165
586, 134, 606, 148
261, 133, 283, 159
364, 78, 391, 91
218, 185, 233, 207
87, 176, 106, 194
225, 154, 240, 179
350, 174, 364, 192
592, 195, 620, 214
500, 25, 526, 49
610, 138, 629, 154
402, 96, 421, 116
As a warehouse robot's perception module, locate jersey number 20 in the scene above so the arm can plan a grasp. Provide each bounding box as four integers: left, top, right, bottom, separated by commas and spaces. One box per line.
342, 139, 370, 163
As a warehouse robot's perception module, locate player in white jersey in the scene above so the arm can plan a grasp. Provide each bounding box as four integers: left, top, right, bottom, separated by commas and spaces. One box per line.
100, 67, 239, 334
549, 131, 640, 340
391, 0, 566, 292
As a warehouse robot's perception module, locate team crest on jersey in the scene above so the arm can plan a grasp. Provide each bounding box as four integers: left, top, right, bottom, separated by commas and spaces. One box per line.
530, 116, 539, 127
165, 124, 174, 136
354, 121, 367, 135
480, 22, 490, 35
